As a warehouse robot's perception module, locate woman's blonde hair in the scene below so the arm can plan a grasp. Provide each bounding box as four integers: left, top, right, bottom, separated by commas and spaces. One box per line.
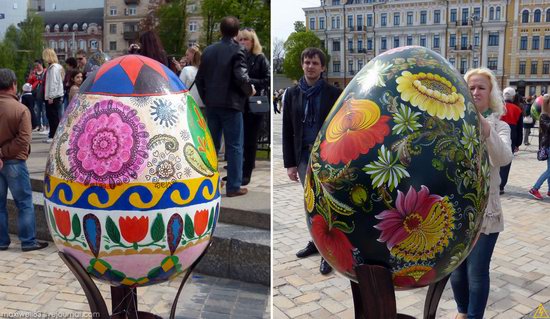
42, 48, 58, 64
542, 94, 550, 115
187, 45, 201, 67
239, 28, 262, 55
464, 67, 505, 117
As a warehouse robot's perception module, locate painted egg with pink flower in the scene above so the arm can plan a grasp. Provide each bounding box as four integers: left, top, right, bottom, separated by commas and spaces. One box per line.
531, 95, 543, 121
44, 55, 220, 287
305, 46, 490, 289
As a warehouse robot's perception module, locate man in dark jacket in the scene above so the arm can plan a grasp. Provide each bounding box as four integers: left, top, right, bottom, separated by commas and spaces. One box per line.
0, 68, 48, 252
282, 48, 342, 275
500, 87, 523, 194
196, 16, 254, 197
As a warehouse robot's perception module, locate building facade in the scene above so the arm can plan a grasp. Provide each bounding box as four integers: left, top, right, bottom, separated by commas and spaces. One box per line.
0, 0, 29, 40
39, 8, 104, 61
103, 0, 151, 57
304, 0, 510, 87
187, 0, 202, 47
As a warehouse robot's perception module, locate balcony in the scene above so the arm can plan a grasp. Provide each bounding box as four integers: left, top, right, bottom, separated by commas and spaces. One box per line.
123, 31, 139, 41
452, 45, 474, 51
124, 0, 139, 4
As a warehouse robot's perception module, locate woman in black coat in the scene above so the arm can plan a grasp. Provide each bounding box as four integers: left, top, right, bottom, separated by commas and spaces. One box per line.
522, 96, 535, 145
238, 28, 270, 185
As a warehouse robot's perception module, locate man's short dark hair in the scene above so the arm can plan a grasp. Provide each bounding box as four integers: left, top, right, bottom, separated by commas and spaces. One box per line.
0, 68, 17, 91
65, 57, 78, 69
220, 16, 240, 38
301, 48, 326, 67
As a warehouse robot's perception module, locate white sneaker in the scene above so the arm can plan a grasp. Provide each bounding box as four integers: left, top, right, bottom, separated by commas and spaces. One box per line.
39, 130, 49, 135
44, 138, 53, 143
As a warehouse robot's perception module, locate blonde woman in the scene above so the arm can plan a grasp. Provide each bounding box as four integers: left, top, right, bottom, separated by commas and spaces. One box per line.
450, 68, 513, 319
42, 48, 64, 142
238, 28, 270, 185
528, 94, 550, 199
179, 46, 204, 115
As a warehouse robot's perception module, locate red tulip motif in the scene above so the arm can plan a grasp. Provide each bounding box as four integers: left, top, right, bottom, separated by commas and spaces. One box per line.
194, 209, 209, 236
119, 216, 149, 244
54, 208, 71, 237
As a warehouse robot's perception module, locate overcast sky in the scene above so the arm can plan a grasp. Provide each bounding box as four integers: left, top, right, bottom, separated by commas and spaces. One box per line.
272, 0, 321, 42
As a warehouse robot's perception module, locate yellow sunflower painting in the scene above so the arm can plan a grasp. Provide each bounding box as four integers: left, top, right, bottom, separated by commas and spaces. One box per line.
396, 71, 465, 121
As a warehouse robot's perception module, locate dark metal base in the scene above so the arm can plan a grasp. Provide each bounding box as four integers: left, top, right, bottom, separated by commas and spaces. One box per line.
58, 242, 212, 319
350, 264, 450, 319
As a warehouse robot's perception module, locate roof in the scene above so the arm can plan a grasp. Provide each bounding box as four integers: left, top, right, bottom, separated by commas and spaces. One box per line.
37, 8, 103, 27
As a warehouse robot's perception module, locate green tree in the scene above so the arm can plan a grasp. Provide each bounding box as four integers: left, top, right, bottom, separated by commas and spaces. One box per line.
283, 30, 327, 80
294, 21, 306, 33
156, 0, 188, 56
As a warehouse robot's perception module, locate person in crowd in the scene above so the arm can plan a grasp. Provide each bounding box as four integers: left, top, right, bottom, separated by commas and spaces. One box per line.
139, 30, 170, 67
62, 57, 78, 114
42, 48, 64, 143
523, 96, 535, 146
20, 83, 37, 130
282, 48, 342, 275
179, 45, 205, 116
499, 87, 523, 194
26, 59, 48, 132
67, 70, 83, 104
196, 16, 255, 197
450, 68, 513, 319
528, 94, 550, 200
238, 28, 270, 186
75, 50, 87, 80
0, 68, 49, 252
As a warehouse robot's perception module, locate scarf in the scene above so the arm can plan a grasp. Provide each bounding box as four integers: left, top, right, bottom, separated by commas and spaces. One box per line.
298, 77, 324, 126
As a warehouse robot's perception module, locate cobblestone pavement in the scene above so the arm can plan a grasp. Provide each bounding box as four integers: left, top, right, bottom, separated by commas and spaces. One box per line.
0, 236, 270, 319
273, 114, 550, 319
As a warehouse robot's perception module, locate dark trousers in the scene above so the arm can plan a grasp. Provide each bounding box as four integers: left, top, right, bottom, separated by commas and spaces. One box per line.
499, 145, 514, 190
45, 97, 61, 138
243, 112, 264, 180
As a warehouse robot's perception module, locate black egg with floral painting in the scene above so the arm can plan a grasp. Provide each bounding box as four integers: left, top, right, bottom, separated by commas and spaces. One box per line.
304, 46, 490, 289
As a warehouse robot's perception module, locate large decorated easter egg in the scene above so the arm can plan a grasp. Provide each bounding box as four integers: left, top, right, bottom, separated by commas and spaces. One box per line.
305, 46, 490, 289
44, 55, 220, 287
531, 96, 543, 121
84, 51, 111, 73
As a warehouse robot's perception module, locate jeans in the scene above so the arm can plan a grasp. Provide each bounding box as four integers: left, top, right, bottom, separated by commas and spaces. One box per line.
524, 128, 531, 144
46, 97, 61, 138
450, 232, 499, 319
207, 108, 244, 192
534, 147, 550, 190
0, 160, 37, 248
35, 99, 48, 127
243, 112, 264, 180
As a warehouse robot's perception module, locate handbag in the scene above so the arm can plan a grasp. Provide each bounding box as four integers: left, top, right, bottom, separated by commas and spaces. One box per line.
248, 95, 269, 113
537, 147, 548, 161
524, 115, 534, 124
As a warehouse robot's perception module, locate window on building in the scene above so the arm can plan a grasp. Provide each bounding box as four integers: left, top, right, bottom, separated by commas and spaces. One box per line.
310, 18, 315, 30
110, 6, 117, 16
63, 24, 69, 32
79, 39, 85, 50
394, 13, 400, 26
348, 15, 353, 28
45, 25, 50, 32
337, 16, 341, 29
433, 35, 440, 48
547, 9, 550, 22
394, 36, 399, 48
543, 61, 550, 74
109, 41, 117, 51
542, 85, 548, 94
189, 21, 197, 32
488, 33, 499, 46
348, 60, 354, 74
381, 13, 387, 27
358, 59, 364, 70
533, 36, 540, 50
474, 7, 481, 20
367, 38, 373, 50
54, 24, 59, 32
449, 58, 455, 66
545, 36, 550, 49
473, 58, 479, 68
460, 58, 467, 74
487, 58, 498, 70
348, 39, 353, 51
188, 41, 197, 47
522, 10, 529, 23
489, 7, 494, 20
331, 17, 336, 29
319, 17, 325, 29
320, 40, 325, 49
450, 34, 456, 47
462, 8, 469, 25
333, 0, 340, 4
407, 35, 413, 46
530, 86, 536, 96
534, 9, 541, 22
474, 33, 480, 46
519, 61, 526, 74
49, 40, 56, 49
109, 24, 117, 34
381, 37, 387, 50
420, 11, 427, 24
358, 39, 363, 50
496, 6, 501, 20
59, 40, 65, 50
72, 23, 78, 31
520, 36, 528, 50
461, 35, 468, 49
420, 36, 426, 47
333, 40, 340, 51
82, 23, 88, 31
333, 61, 340, 73
407, 12, 413, 25
434, 10, 440, 24
450, 9, 457, 22
367, 14, 373, 27
357, 15, 362, 28
128, 5, 137, 15
531, 61, 538, 74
